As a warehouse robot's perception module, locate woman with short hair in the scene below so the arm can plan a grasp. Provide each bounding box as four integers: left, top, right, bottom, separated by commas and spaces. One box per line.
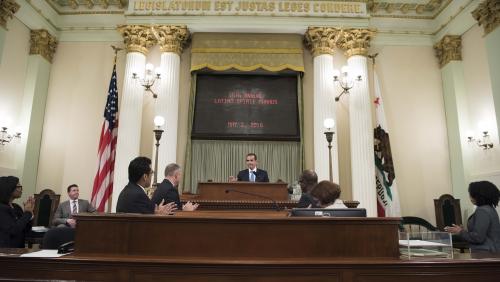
310, 180, 347, 208
0, 176, 34, 248
445, 181, 500, 253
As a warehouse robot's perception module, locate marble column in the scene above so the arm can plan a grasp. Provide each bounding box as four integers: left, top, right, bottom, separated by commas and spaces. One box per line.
153, 25, 190, 174
112, 25, 155, 211
0, 0, 20, 64
304, 27, 341, 183
472, 0, 500, 140
434, 35, 472, 215
338, 29, 377, 217
16, 29, 57, 202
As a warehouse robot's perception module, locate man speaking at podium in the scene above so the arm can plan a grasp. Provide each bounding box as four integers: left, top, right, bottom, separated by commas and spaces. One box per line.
234, 153, 269, 182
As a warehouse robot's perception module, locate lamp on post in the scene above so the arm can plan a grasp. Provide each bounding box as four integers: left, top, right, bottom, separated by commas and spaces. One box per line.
153, 115, 165, 185
323, 118, 335, 182
333, 66, 362, 102
132, 63, 161, 98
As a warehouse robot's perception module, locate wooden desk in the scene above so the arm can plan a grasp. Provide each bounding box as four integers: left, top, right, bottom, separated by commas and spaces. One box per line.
1, 212, 500, 281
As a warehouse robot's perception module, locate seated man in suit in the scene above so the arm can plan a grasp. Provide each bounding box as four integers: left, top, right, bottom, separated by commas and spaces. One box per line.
116, 156, 176, 215
152, 163, 199, 211
231, 153, 269, 182
53, 184, 96, 228
297, 169, 319, 208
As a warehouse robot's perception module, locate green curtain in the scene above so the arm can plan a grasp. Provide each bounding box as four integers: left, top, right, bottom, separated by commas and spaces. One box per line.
182, 73, 304, 193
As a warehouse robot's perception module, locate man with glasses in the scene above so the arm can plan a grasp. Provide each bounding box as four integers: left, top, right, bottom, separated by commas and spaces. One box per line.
116, 156, 176, 215
53, 184, 96, 228
232, 153, 269, 183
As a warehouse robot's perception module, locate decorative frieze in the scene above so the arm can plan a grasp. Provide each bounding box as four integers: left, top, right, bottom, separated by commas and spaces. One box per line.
29, 29, 58, 63
337, 29, 376, 58
434, 35, 461, 68
154, 25, 190, 55
0, 0, 20, 29
117, 25, 156, 55
304, 27, 341, 57
472, 0, 500, 36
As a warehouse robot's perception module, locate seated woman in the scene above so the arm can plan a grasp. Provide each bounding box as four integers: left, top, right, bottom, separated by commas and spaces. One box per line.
445, 181, 500, 253
0, 176, 35, 248
310, 180, 347, 208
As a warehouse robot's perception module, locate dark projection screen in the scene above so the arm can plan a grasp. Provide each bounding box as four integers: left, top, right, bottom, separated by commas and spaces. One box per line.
192, 74, 299, 140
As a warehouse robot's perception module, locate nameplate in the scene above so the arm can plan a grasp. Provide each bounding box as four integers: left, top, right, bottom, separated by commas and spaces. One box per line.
128, 0, 367, 17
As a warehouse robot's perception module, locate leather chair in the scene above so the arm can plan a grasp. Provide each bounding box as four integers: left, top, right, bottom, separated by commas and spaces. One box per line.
26, 189, 60, 247
41, 227, 75, 250
434, 194, 468, 252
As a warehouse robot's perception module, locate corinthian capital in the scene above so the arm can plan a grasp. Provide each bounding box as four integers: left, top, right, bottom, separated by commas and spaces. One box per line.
0, 0, 20, 29
472, 0, 500, 36
117, 25, 156, 55
337, 28, 376, 58
29, 29, 58, 63
153, 25, 190, 55
434, 35, 462, 68
304, 27, 341, 57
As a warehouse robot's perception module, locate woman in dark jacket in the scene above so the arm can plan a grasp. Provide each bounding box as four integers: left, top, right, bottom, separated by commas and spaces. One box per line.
0, 176, 34, 248
445, 181, 500, 253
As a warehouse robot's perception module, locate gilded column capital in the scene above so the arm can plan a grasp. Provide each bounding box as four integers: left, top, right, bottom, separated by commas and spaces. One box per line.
0, 0, 20, 29
434, 35, 462, 68
29, 29, 58, 63
337, 28, 376, 58
153, 25, 190, 55
117, 25, 156, 55
304, 27, 341, 57
472, 0, 500, 36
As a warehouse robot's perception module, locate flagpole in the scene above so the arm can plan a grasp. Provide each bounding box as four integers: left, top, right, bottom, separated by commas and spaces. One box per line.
105, 45, 122, 213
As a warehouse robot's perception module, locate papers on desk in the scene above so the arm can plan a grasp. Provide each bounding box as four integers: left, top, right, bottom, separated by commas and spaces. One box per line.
31, 226, 49, 232
399, 240, 449, 247
20, 250, 65, 258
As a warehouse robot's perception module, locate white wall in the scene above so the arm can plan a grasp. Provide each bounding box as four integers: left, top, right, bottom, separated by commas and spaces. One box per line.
372, 45, 453, 222
0, 18, 30, 176
36, 42, 124, 202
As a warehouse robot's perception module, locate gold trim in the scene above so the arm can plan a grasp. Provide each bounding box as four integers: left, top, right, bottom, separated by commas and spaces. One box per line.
191, 48, 303, 54
30, 29, 58, 63
472, 0, 500, 36
191, 63, 304, 72
434, 35, 461, 68
432, 0, 474, 36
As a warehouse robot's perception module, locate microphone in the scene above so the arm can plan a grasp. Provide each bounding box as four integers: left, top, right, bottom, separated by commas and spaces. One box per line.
225, 189, 281, 211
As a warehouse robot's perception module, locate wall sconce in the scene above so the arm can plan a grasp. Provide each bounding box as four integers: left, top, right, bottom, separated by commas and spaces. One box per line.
333, 65, 362, 102
153, 115, 165, 185
323, 118, 335, 182
467, 131, 494, 150
132, 63, 161, 98
0, 126, 21, 150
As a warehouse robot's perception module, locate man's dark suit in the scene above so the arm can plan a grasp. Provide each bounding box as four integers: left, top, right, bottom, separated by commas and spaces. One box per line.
237, 169, 269, 182
116, 182, 155, 214
151, 179, 181, 209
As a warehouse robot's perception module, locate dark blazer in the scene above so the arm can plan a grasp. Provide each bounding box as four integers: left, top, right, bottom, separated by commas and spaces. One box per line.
116, 182, 155, 214
151, 179, 181, 209
52, 199, 96, 227
0, 203, 32, 248
297, 193, 318, 208
237, 168, 269, 182
459, 205, 500, 253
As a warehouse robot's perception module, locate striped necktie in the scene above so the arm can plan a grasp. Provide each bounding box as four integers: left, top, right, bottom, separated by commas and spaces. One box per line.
72, 200, 77, 214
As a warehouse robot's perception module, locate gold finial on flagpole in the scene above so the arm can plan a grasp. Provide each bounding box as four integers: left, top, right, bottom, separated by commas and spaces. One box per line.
111, 45, 123, 64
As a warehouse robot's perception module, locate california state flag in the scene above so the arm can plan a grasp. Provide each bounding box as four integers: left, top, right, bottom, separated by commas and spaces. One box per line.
373, 71, 401, 217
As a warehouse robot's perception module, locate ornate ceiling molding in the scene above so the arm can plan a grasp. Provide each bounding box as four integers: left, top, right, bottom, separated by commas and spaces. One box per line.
304, 26, 341, 57
0, 0, 20, 29
471, 0, 500, 36
434, 35, 461, 68
30, 29, 58, 62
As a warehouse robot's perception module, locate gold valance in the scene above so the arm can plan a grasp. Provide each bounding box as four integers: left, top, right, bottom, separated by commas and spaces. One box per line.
190, 33, 304, 72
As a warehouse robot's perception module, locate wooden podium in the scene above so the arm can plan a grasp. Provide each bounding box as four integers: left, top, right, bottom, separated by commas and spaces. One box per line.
196, 182, 289, 201
181, 182, 360, 210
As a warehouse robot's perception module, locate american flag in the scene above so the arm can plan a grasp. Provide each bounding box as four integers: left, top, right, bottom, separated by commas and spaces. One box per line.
91, 64, 119, 212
